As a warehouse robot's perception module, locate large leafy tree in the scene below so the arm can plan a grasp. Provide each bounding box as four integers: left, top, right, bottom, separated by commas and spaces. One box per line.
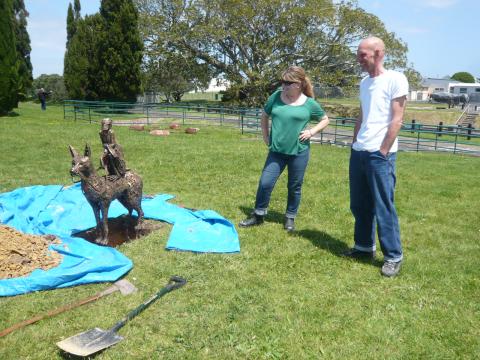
451, 71, 475, 83
0, 0, 19, 114
13, 0, 33, 101
404, 66, 422, 90
32, 74, 67, 102
96, 0, 143, 102
135, 0, 408, 105
143, 49, 213, 102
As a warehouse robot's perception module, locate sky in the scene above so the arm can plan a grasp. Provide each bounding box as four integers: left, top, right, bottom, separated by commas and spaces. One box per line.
25, 0, 479, 79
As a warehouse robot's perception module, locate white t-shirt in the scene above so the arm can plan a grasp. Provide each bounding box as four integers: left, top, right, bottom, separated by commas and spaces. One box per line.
353, 70, 409, 153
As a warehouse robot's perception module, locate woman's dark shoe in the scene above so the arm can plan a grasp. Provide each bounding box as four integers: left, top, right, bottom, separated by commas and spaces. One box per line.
239, 213, 264, 227
284, 217, 295, 232
342, 248, 376, 259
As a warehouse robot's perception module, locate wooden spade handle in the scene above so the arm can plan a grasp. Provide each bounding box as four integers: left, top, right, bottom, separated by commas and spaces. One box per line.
0, 285, 118, 338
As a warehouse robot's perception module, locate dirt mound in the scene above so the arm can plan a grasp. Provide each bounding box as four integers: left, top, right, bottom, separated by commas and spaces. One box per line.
0, 225, 63, 279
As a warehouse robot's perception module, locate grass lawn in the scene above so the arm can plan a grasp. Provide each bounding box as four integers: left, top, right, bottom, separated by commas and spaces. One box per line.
321, 98, 462, 125
0, 102, 479, 359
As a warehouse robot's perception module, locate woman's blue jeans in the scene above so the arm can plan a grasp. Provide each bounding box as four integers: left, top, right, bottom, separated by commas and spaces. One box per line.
254, 149, 310, 219
349, 149, 403, 262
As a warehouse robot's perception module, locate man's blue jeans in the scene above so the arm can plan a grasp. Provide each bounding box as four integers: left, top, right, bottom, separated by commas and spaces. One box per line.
254, 149, 310, 219
349, 149, 403, 262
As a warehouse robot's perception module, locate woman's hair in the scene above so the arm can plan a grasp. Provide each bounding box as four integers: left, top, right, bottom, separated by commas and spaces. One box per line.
281, 66, 314, 98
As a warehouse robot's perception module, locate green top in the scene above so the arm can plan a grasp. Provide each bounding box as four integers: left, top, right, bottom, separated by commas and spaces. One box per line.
264, 90, 325, 155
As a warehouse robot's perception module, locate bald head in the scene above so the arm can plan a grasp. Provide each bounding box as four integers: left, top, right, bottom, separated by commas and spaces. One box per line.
360, 36, 385, 53
357, 36, 386, 76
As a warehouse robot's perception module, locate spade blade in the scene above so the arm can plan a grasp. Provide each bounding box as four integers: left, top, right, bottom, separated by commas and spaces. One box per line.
57, 327, 124, 357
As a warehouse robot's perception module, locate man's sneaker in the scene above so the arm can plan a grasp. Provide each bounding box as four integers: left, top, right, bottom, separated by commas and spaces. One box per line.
239, 213, 264, 227
381, 261, 402, 277
284, 217, 295, 232
342, 248, 376, 259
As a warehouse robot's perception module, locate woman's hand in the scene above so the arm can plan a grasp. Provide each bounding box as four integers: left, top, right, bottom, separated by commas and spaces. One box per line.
299, 129, 313, 142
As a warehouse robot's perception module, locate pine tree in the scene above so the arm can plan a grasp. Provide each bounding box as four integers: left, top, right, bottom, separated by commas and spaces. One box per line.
64, 14, 102, 100
74, 0, 81, 20
0, 0, 19, 114
13, 0, 33, 100
66, 3, 75, 46
65, 0, 84, 98
96, 0, 143, 102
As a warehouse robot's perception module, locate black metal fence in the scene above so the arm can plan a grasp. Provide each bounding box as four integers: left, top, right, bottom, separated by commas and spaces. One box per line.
64, 100, 480, 156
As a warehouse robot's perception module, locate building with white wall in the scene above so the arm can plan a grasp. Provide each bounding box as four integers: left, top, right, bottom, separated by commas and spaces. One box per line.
409, 78, 480, 101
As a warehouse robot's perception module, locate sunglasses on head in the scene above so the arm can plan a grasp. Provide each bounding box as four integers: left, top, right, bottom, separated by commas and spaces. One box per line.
281, 80, 299, 86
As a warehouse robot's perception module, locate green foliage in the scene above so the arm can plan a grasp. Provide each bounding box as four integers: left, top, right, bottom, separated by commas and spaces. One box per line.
66, 4, 75, 45
142, 51, 213, 102
32, 74, 67, 102
0, 0, 19, 114
13, 0, 33, 101
451, 71, 475, 83
65, 0, 143, 102
74, 0, 81, 19
64, 14, 103, 100
0, 103, 479, 359
403, 66, 422, 90
136, 0, 408, 106
96, 0, 143, 102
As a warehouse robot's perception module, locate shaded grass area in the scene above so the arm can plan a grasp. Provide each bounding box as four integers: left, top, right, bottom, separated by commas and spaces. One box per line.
0, 102, 479, 359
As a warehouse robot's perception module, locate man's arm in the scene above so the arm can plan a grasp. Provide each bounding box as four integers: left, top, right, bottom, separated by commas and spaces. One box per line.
261, 111, 270, 145
380, 95, 407, 156
352, 107, 363, 144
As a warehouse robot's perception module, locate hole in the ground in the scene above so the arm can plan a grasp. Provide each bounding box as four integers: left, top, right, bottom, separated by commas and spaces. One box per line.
73, 216, 166, 247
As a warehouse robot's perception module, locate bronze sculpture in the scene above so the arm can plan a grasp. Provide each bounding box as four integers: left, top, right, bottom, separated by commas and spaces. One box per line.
69, 142, 144, 245
99, 118, 127, 178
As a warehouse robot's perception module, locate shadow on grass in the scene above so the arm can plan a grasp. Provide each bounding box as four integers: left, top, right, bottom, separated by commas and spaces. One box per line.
238, 206, 285, 225
297, 228, 383, 267
239, 205, 383, 267
0, 111, 20, 117
59, 349, 103, 359
239, 205, 382, 267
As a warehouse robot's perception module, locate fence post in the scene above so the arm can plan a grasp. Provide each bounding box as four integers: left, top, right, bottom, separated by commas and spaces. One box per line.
467, 123, 472, 140
454, 130, 458, 154
333, 119, 338, 144
63, 102, 66, 120
416, 130, 420, 152
146, 105, 150, 125
411, 119, 416, 133
240, 109, 244, 134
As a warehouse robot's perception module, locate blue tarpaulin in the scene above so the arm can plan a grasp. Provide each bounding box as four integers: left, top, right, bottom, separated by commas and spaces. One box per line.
0, 183, 239, 296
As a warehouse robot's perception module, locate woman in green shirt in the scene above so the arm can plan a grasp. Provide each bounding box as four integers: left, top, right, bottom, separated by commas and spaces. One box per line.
239, 66, 329, 231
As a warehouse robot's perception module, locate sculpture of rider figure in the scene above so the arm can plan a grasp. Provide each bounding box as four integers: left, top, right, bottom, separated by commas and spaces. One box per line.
99, 118, 127, 178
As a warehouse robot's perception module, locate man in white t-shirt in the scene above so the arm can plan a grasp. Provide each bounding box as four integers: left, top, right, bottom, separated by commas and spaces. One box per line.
344, 36, 408, 277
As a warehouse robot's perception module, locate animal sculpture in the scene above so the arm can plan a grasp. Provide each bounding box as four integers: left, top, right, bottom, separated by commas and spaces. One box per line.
69, 144, 144, 245
429, 92, 469, 108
